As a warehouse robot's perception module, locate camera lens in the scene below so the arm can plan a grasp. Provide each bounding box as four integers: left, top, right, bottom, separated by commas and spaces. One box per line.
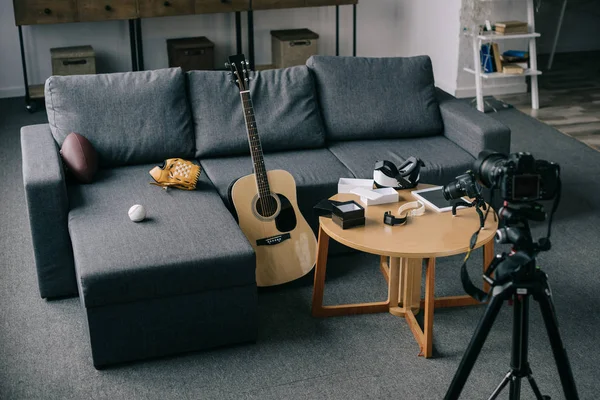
495, 228, 509, 244
474, 151, 507, 187
442, 181, 463, 200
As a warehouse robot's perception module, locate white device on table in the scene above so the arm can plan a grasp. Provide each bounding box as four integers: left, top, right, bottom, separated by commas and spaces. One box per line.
411, 186, 472, 213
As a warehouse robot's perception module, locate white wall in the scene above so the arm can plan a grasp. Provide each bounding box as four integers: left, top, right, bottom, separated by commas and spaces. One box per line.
0, 2, 406, 99
394, 0, 462, 95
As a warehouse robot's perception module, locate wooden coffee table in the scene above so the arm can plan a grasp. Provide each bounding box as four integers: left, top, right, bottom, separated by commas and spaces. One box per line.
311, 184, 498, 358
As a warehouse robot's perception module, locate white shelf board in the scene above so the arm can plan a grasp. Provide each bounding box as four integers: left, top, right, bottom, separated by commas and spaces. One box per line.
465, 32, 541, 41
464, 67, 542, 79
478, 32, 540, 41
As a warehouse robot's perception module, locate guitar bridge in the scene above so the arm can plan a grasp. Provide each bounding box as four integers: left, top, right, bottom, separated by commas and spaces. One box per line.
256, 233, 291, 246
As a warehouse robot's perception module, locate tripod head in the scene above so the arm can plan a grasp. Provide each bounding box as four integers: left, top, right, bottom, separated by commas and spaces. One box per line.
496, 201, 551, 254
482, 201, 552, 288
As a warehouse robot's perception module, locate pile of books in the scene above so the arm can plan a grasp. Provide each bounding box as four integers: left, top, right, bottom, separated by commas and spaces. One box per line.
481, 46, 529, 74
502, 50, 529, 74
494, 21, 529, 35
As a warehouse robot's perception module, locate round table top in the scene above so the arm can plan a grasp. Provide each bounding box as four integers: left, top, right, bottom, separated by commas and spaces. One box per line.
321, 184, 498, 258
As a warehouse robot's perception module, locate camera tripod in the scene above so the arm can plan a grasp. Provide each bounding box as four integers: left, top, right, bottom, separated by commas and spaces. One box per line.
444, 206, 579, 400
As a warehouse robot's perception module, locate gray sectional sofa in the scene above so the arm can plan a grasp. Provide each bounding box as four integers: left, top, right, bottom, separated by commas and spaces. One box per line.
21, 55, 510, 367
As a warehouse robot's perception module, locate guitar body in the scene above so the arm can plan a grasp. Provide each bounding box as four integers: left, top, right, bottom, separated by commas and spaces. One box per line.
231, 169, 317, 287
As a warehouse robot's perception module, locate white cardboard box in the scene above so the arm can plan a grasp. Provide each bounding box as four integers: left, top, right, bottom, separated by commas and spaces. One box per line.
350, 187, 399, 206
337, 178, 374, 194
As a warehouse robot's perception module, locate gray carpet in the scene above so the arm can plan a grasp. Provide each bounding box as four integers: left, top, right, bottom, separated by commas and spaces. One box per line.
1, 97, 599, 399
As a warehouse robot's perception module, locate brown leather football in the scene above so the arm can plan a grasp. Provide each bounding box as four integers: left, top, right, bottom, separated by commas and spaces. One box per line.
60, 132, 98, 184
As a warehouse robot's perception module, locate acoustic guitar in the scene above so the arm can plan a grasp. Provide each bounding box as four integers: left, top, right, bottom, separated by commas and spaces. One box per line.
226, 54, 317, 287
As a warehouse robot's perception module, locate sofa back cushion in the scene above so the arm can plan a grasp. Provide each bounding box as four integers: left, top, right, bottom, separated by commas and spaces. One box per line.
45, 68, 194, 168
189, 65, 326, 158
306, 55, 443, 141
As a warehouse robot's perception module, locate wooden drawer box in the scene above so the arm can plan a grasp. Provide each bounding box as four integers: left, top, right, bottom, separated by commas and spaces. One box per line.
51, 46, 96, 76
167, 37, 214, 71
14, 0, 77, 25
194, 0, 249, 14
78, 0, 137, 22
139, 0, 194, 18
252, 0, 305, 10
271, 29, 318, 69
305, 0, 357, 5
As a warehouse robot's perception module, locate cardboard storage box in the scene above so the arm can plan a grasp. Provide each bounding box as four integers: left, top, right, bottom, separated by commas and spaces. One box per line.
271, 29, 318, 69
167, 36, 214, 71
51, 46, 96, 76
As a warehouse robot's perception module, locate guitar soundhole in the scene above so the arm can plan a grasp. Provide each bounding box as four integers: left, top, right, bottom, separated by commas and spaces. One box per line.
255, 195, 279, 218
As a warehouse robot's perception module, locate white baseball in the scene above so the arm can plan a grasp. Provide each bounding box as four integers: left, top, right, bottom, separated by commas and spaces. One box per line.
128, 204, 146, 222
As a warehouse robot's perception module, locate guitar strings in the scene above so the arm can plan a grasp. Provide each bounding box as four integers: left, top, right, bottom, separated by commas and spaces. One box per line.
241, 90, 271, 217
238, 65, 276, 218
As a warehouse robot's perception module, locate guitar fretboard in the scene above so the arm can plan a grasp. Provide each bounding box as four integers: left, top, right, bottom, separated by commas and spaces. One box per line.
240, 91, 271, 199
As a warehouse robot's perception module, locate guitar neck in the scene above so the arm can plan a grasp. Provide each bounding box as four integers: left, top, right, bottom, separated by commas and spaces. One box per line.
240, 91, 271, 198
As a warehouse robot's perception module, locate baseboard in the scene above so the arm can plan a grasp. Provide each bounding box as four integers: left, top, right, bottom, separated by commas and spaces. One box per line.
0, 86, 25, 99
454, 82, 528, 99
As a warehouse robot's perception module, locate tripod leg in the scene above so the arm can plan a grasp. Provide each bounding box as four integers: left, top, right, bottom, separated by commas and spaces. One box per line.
487, 370, 513, 400
526, 369, 548, 400
444, 289, 508, 400
536, 275, 580, 399
509, 375, 521, 400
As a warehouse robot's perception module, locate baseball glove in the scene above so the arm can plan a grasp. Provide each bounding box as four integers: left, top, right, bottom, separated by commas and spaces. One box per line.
149, 158, 201, 190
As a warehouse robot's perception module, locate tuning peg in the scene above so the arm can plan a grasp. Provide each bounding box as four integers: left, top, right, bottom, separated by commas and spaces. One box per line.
245, 60, 250, 66
224, 62, 231, 68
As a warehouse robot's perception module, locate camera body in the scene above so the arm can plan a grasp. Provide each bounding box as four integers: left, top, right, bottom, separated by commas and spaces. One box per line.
492, 152, 560, 202
443, 171, 480, 200
443, 151, 560, 203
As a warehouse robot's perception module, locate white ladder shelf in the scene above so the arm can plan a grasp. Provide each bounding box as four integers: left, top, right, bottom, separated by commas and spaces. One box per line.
464, 0, 540, 112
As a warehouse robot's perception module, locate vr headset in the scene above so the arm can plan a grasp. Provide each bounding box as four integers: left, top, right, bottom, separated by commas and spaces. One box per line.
373, 157, 425, 190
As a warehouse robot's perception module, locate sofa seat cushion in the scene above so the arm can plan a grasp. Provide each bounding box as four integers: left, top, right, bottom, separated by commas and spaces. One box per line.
45, 68, 194, 167
200, 149, 354, 229
306, 55, 443, 141
327, 137, 475, 186
68, 165, 255, 308
189, 66, 326, 159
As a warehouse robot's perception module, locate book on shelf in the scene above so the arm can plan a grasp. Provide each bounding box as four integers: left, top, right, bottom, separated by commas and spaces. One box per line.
502, 64, 525, 74
503, 50, 529, 63
495, 20, 528, 29
480, 43, 494, 73
491, 43, 503, 73
494, 20, 529, 35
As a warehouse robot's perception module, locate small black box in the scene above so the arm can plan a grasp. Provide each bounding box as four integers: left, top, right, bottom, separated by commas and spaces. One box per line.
332, 214, 365, 229
331, 200, 365, 229
332, 200, 365, 220
313, 199, 345, 217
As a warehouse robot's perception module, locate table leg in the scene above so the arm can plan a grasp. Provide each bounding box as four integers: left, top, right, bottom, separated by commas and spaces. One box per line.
379, 255, 389, 283
422, 257, 435, 357
311, 226, 330, 316
388, 257, 400, 308
311, 226, 390, 317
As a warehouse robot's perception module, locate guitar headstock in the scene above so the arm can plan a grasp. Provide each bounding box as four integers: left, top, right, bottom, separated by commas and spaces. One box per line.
226, 54, 251, 92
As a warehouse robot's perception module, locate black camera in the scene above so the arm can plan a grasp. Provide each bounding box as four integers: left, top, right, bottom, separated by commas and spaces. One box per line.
442, 171, 480, 200
443, 151, 560, 202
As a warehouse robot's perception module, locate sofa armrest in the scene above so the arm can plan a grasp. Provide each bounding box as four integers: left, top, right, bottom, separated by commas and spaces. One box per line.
21, 124, 77, 299
437, 90, 511, 158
